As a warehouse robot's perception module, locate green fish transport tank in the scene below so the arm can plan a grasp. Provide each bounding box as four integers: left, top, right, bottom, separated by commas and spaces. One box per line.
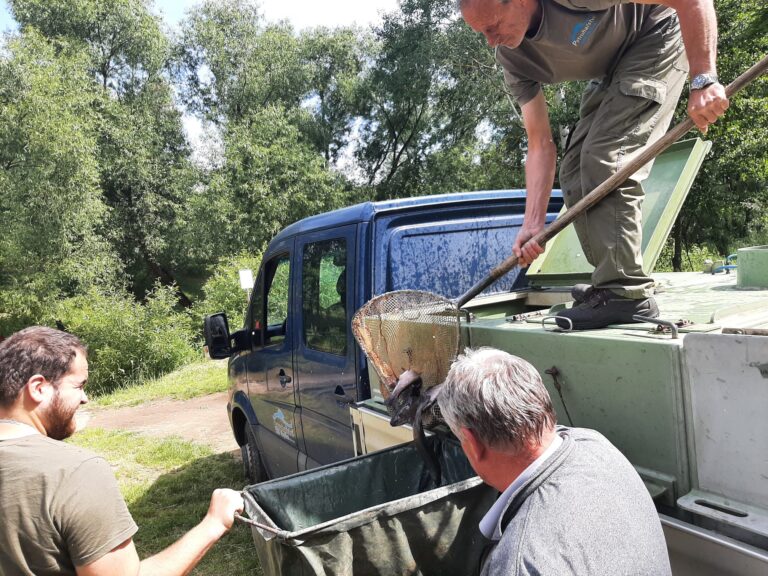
350, 139, 768, 576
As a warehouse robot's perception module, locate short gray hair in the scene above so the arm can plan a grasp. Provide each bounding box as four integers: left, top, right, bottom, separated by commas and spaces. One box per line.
438, 348, 556, 451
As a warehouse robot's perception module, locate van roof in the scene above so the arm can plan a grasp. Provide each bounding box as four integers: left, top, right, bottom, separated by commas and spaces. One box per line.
274, 189, 532, 241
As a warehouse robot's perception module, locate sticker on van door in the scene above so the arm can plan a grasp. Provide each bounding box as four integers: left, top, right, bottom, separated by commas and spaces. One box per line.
272, 408, 295, 443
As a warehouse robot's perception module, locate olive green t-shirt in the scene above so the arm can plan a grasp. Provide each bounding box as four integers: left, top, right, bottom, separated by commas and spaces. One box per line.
496, 0, 676, 105
0, 434, 138, 575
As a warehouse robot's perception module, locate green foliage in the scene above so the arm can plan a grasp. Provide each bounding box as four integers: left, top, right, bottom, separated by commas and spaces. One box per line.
180, 105, 348, 264
176, 1, 308, 123
9, 0, 169, 94
654, 240, 724, 273
96, 79, 198, 298
191, 252, 264, 331
297, 26, 367, 163
51, 286, 196, 395
11, 0, 197, 300
354, 0, 550, 198
675, 0, 768, 256
0, 30, 121, 334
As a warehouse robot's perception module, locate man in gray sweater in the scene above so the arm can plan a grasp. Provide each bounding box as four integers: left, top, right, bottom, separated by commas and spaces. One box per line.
438, 347, 671, 575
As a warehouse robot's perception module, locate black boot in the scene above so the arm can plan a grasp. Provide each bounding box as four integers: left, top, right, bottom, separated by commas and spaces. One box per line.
571, 283, 594, 303
556, 288, 658, 330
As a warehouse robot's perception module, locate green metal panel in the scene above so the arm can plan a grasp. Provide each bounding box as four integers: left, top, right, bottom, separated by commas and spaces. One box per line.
527, 138, 712, 286
465, 320, 690, 499
737, 246, 768, 288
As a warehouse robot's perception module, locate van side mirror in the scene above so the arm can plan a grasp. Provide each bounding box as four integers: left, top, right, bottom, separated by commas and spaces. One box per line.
204, 313, 233, 359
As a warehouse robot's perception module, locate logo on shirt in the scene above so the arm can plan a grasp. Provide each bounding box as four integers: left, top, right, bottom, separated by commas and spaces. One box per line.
571, 15, 597, 47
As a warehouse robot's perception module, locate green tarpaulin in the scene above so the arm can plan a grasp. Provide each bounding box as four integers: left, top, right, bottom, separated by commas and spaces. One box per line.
243, 436, 497, 576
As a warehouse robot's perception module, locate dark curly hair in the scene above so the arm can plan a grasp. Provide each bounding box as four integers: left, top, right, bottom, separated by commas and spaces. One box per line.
0, 327, 86, 407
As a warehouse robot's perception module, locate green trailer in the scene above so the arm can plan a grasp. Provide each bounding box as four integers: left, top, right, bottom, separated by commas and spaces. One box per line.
350, 138, 768, 575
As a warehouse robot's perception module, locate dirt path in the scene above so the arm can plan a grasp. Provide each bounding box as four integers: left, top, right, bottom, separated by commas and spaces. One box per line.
81, 392, 240, 455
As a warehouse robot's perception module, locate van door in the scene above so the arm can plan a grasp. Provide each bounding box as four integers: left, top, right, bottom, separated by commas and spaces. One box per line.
295, 225, 357, 468
245, 244, 299, 478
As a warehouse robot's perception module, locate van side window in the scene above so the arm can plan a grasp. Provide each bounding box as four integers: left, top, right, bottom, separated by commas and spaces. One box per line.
252, 254, 290, 346
303, 239, 347, 356
249, 269, 265, 334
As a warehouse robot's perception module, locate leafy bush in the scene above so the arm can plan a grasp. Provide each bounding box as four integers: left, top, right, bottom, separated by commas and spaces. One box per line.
50, 286, 196, 395
190, 251, 264, 335
654, 240, 724, 273
0, 287, 52, 337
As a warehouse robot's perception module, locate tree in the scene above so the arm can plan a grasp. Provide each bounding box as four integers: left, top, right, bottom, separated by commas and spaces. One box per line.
671, 0, 768, 265
8, 0, 169, 95
11, 0, 201, 301
179, 106, 348, 263
176, 0, 309, 125
0, 31, 119, 332
354, 0, 575, 199
174, 1, 363, 270
96, 79, 198, 302
297, 26, 366, 165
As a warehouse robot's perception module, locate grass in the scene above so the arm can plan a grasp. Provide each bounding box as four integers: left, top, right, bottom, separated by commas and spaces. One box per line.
69, 429, 263, 575
68, 360, 262, 574
91, 359, 228, 408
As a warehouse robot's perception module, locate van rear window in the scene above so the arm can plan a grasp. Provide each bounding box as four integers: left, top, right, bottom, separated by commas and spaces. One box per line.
385, 221, 525, 299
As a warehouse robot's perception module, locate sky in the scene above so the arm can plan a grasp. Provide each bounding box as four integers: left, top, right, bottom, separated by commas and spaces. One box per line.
0, 0, 401, 33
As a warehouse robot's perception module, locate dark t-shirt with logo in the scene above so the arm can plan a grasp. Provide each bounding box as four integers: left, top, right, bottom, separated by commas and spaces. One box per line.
496, 0, 676, 105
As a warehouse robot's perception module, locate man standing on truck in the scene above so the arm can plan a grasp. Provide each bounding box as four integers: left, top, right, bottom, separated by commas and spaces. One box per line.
459, 0, 729, 329
438, 347, 671, 575
0, 326, 244, 576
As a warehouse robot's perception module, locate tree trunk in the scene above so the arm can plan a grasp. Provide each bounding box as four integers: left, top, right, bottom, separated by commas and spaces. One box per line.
672, 222, 683, 272
137, 239, 193, 308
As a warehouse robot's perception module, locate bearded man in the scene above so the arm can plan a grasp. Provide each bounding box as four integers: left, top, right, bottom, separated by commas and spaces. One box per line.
0, 326, 243, 576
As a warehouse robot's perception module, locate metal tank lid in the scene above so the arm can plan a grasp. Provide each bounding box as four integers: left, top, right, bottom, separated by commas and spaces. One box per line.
525, 138, 712, 287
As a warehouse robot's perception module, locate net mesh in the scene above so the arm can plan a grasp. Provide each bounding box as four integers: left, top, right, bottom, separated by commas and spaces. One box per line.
351, 290, 460, 402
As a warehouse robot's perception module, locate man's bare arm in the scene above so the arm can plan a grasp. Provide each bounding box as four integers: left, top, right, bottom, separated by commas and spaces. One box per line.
513, 91, 557, 266
76, 489, 243, 576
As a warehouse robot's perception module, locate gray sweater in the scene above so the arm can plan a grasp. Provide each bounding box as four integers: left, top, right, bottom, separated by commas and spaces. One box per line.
481, 427, 671, 576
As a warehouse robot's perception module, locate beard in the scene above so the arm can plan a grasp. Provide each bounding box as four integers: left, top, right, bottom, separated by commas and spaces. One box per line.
45, 391, 79, 441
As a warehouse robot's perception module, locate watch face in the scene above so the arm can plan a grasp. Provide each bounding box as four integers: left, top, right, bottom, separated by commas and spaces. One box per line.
691, 74, 718, 90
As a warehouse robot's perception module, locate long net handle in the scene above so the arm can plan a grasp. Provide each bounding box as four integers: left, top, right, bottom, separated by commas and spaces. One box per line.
457, 54, 768, 309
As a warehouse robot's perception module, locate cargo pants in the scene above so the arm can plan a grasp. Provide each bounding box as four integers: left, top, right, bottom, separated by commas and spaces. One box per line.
559, 13, 688, 299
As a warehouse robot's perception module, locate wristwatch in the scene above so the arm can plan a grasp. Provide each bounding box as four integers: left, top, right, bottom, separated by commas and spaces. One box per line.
690, 73, 719, 91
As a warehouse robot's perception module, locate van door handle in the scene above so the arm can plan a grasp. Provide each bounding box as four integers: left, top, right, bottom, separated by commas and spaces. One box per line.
334, 385, 353, 405
278, 369, 292, 387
